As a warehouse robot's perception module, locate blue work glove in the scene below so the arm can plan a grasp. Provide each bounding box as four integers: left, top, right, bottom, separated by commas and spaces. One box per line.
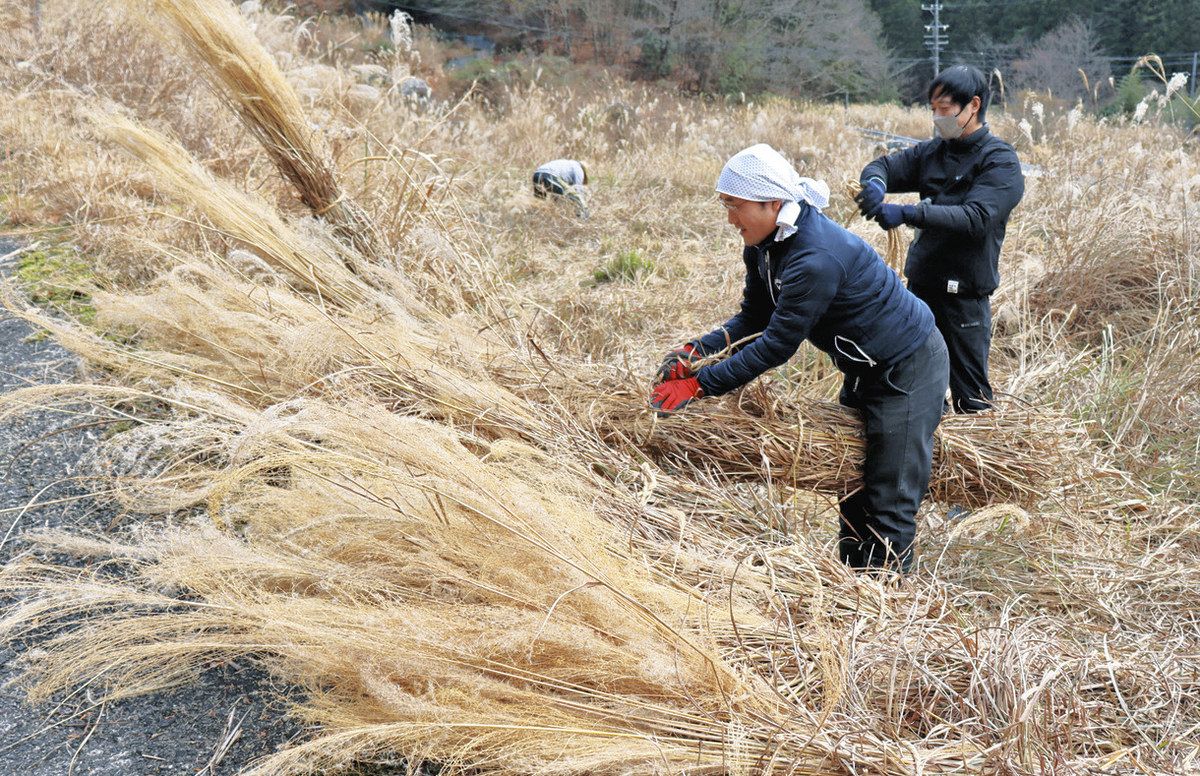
854, 178, 886, 217
874, 203, 916, 230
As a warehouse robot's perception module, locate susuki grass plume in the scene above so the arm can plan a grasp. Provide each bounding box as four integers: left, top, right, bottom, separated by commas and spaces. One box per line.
127, 0, 387, 266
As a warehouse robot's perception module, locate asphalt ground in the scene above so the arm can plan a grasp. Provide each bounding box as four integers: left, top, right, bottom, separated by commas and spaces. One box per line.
0, 238, 300, 775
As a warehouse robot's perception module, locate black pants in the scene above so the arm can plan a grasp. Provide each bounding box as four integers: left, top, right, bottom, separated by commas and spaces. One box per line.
532, 171, 586, 217
531, 171, 567, 198
910, 285, 993, 414
837, 329, 949, 572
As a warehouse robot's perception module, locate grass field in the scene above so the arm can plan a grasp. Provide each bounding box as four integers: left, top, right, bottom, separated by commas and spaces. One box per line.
2, 1, 1199, 773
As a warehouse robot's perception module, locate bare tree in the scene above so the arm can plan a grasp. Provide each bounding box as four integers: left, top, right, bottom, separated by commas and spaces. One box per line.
387, 0, 893, 99
761, 0, 893, 99
618, 0, 892, 98
1010, 19, 1110, 101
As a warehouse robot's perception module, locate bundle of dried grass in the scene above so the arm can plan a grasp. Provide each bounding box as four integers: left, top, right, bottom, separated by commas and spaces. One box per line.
130, 0, 386, 266
1, 393, 916, 775
579, 374, 1096, 509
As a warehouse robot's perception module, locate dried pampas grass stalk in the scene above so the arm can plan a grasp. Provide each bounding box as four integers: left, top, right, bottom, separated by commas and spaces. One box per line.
91, 110, 371, 311
127, 0, 386, 265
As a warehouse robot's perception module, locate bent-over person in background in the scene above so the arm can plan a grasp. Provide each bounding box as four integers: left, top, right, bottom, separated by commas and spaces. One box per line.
532, 158, 589, 217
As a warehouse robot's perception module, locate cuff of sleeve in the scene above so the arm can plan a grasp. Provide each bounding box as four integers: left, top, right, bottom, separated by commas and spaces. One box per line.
696, 367, 722, 398
690, 335, 715, 358
863, 176, 886, 192
901, 204, 920, 226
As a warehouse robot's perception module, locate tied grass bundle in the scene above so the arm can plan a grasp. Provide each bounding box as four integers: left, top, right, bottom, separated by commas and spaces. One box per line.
130, 0, 386, 267
583, 375, 1095, 509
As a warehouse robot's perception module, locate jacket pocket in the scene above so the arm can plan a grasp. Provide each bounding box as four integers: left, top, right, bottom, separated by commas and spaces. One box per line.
881, 364, 911, 396
832, 335, 878, 370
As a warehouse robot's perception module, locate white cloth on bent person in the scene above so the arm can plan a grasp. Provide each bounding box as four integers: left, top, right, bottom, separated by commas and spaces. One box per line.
716, 143, 830, 241
535, 159, 585, 186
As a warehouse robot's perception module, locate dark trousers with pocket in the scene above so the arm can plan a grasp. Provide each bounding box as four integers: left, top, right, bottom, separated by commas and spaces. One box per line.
531, 170, 567, 198
911, 285, 993, 414
837, 329, 949, 572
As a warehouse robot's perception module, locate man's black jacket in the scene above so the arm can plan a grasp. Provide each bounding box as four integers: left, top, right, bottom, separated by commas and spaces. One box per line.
860, 126, 1024, 296
693, 204, 934, 397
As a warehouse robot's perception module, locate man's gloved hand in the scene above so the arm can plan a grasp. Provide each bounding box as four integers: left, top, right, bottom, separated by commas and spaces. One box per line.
649, 377, 703, 415
654, 343, 700, 384
874, 203, 915, 230
854, 178, 886, 218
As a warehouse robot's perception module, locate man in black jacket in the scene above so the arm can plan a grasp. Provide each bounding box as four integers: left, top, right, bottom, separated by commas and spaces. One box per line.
650, 144, 949, 572
856, 65, 1024, 413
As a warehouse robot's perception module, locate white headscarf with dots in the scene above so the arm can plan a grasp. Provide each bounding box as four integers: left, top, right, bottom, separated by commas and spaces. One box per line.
716, 143, 830, 241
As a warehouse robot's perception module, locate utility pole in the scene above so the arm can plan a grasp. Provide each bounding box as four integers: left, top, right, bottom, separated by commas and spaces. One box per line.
1191, 51, 1197, 98
922, 1, 948, 75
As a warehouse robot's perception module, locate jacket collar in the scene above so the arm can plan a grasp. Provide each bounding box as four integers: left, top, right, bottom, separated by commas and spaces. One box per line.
744, 219, 802, 266
946, 123, 990, 150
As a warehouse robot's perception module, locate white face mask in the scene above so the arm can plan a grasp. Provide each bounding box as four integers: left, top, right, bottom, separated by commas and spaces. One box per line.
932, 106, 969, 139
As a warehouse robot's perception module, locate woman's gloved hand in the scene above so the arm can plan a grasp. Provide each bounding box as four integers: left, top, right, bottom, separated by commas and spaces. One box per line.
654, 343, 700, 384
649, 377, 704, 416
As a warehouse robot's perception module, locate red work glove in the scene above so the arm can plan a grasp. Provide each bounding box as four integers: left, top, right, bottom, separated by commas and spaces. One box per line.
654, 343, 700, 384
649, 377, 703, 415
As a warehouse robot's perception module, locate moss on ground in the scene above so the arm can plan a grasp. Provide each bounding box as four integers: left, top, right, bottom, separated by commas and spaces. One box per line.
14, 243, 96, 326
592, 248, 655, 284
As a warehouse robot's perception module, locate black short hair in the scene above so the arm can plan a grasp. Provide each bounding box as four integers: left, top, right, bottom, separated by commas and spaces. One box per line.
927, 65, 990, 120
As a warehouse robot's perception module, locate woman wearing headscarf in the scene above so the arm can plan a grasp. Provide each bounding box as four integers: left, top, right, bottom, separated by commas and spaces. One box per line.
650, 144, 949, 573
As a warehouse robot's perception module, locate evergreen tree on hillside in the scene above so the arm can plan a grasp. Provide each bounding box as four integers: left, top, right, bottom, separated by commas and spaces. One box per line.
866, 0, 923, 61
1125, 0, 1199, 56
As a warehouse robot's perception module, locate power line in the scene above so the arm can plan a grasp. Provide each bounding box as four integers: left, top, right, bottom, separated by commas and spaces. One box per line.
941, 0, 1059, 8
944, 50, 1196, 62
943, 50, 1198, 73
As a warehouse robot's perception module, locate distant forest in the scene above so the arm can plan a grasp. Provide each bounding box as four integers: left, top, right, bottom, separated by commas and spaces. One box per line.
313, 0, 1199, 104
870, 0, 1199, 97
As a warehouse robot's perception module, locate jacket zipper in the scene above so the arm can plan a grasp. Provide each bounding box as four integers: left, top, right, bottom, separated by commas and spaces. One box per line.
765, 251, 776, 305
